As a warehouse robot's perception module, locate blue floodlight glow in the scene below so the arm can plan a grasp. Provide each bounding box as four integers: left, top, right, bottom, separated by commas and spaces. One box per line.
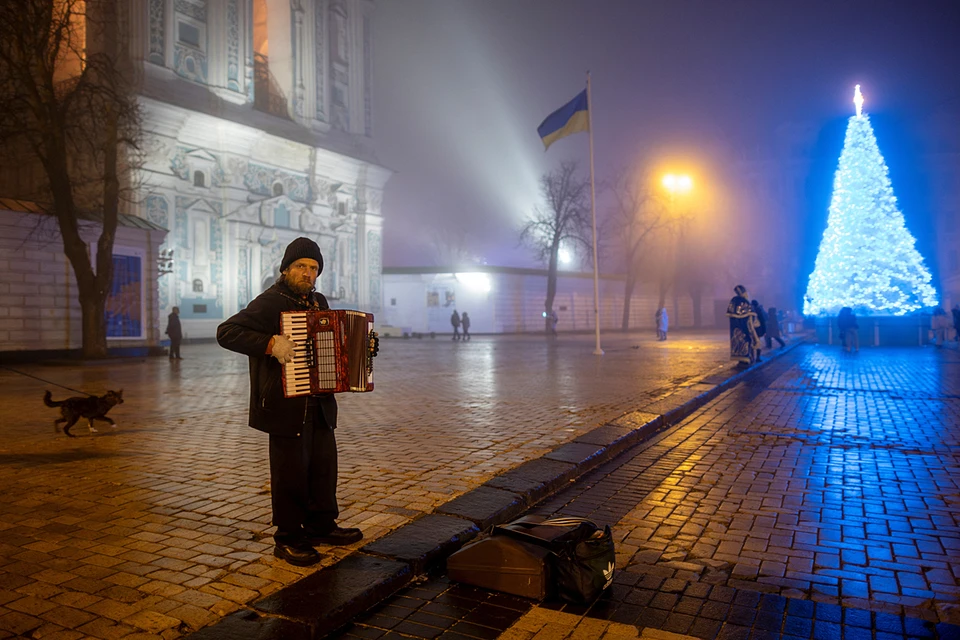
804, 87, 938, 316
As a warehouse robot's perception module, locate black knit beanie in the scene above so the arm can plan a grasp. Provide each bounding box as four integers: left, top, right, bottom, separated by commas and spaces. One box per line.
280, 237, 324, 273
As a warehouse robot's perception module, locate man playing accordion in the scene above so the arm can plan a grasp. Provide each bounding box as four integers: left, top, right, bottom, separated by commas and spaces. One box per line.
217, 237, 377, 566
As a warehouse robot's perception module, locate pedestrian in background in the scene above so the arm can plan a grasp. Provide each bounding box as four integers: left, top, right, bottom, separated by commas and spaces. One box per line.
931, 307, 950, 347
952, 305, 960, 343
751, 300, 767, 362
655, 307, 668, 341
765, 306, 786, 349
450, 309, 461, 341
727, 285, 760, 368
837, 307, 859, 353
165, 306, 182, 360
461, 312, 471, 341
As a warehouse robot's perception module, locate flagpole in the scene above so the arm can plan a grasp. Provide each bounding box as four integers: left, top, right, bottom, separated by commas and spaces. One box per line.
586, 72, 603, 355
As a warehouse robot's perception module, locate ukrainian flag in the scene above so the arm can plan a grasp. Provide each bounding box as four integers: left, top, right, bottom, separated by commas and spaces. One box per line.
537, 89, 589, 150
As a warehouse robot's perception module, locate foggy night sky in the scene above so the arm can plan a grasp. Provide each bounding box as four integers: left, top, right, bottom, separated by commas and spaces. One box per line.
373, 0, 960, 276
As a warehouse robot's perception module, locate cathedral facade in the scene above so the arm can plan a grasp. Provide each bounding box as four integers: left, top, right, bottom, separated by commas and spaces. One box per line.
132, 0, 389, 339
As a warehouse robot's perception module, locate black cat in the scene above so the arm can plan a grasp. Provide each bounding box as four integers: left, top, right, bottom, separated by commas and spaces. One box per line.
43, 389, 124, 437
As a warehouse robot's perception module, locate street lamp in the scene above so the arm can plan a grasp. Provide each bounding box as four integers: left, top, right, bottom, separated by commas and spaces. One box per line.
659, 173, 694, 325
662, 173, 693, 195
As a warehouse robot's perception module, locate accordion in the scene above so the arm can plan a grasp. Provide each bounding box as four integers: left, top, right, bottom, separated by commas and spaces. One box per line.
280, 310, 375, 397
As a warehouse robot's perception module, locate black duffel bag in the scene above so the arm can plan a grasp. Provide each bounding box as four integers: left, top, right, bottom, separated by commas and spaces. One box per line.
494, 515, 615, 603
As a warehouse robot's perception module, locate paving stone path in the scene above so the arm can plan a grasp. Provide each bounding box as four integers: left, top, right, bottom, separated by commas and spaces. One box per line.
337, 344, 960, 639
0, 331, 741, 639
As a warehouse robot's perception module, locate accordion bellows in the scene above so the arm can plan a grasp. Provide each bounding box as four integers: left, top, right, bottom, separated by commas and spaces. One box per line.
280, 310, 375, 396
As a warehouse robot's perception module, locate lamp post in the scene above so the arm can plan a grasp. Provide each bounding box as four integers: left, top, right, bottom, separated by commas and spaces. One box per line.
660, 174, 693, 321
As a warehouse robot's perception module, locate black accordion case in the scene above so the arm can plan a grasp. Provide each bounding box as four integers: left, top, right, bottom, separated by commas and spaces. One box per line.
446, 532, 551, 600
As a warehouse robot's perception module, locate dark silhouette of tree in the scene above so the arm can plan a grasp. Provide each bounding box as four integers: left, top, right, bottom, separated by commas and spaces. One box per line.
605, 168, 669, 330
0, 0, 141, 357
519, 161, 590, 333
654, 193, 696, 322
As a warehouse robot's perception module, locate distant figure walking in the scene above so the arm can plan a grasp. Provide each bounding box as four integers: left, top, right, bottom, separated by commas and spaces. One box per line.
953, 305, 960, 343
546, 309, 558, 336
450, 310, 461, 341
655, 307, 669, 341
166, 306, 182, 359
726, 285, 760, 368
837, 307, 859, 353
461, 312, 471, 341
765, 306, 786, 349
931, 307, 950, 347
751, 300, 767, 362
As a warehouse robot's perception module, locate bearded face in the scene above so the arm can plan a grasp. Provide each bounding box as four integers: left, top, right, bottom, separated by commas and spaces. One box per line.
282, 258, 320, 295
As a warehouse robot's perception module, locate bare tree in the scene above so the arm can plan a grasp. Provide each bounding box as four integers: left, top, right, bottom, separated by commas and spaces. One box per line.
605, 168, 669, 330
0, 0, 142, 358
653, 195, 697, 318
519, 161, 590, 333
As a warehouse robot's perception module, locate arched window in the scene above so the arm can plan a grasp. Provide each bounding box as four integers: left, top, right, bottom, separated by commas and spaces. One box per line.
274, 202, 289, 228
193, 170, 205, 187
272, 182, 284, 197
193, 278, 204, 293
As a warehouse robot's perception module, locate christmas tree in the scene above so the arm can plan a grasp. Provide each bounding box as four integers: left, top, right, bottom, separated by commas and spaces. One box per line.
804, 85, 938, 316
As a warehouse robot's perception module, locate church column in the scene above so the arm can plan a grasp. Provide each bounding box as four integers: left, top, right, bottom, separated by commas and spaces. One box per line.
207, 0, 225, 88
164, 0, 175, 68
346, 0, 363, 135
360, 0, 373, 137
127, 0, 148, 63
311, 0, 328, 126
291, 0, 307, 120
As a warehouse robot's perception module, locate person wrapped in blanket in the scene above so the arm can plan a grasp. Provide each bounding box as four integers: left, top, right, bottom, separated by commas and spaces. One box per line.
726, 285, 761, 368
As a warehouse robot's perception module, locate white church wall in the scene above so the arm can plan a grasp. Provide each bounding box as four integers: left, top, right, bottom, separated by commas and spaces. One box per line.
381, 269, 711, 336
135, 93, 388, 340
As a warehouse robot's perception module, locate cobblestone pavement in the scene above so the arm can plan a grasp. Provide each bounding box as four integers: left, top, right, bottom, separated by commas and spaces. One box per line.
337, 344, 960, 639
0, 330, 741, 639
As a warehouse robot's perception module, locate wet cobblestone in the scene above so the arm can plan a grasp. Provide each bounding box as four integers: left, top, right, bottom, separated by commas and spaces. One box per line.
0, 331, 737, 638
338, 345, 960, 639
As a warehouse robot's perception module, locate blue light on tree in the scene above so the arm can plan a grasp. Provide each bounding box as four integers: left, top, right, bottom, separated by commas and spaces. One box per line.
804, 85, 938, 316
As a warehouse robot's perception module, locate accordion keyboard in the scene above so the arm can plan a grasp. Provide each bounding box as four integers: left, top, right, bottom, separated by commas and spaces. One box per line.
280, 312, 314, 396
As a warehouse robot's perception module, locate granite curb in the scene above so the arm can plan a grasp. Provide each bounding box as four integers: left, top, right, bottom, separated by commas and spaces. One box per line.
185, 341, 805, 639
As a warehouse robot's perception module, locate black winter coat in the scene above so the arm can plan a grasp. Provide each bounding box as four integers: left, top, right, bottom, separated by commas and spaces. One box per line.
217, 281, 337, 436
165, 312, 182, 340
753, 306, 767, 338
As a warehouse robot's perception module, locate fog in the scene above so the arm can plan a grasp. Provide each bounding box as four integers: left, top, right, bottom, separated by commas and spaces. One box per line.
373, 0, 960, 306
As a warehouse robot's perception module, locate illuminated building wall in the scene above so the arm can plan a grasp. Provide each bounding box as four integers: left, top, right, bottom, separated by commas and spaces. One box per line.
131, 0, 390, 339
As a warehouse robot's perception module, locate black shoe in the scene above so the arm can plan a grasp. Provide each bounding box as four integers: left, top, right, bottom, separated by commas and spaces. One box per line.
274, 540, 323, 566
303, 526, 363, 546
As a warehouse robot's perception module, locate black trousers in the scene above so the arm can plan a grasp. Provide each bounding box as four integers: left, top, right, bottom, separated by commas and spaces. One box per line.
268, 404, 338, 540
169, 338, 181, 358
